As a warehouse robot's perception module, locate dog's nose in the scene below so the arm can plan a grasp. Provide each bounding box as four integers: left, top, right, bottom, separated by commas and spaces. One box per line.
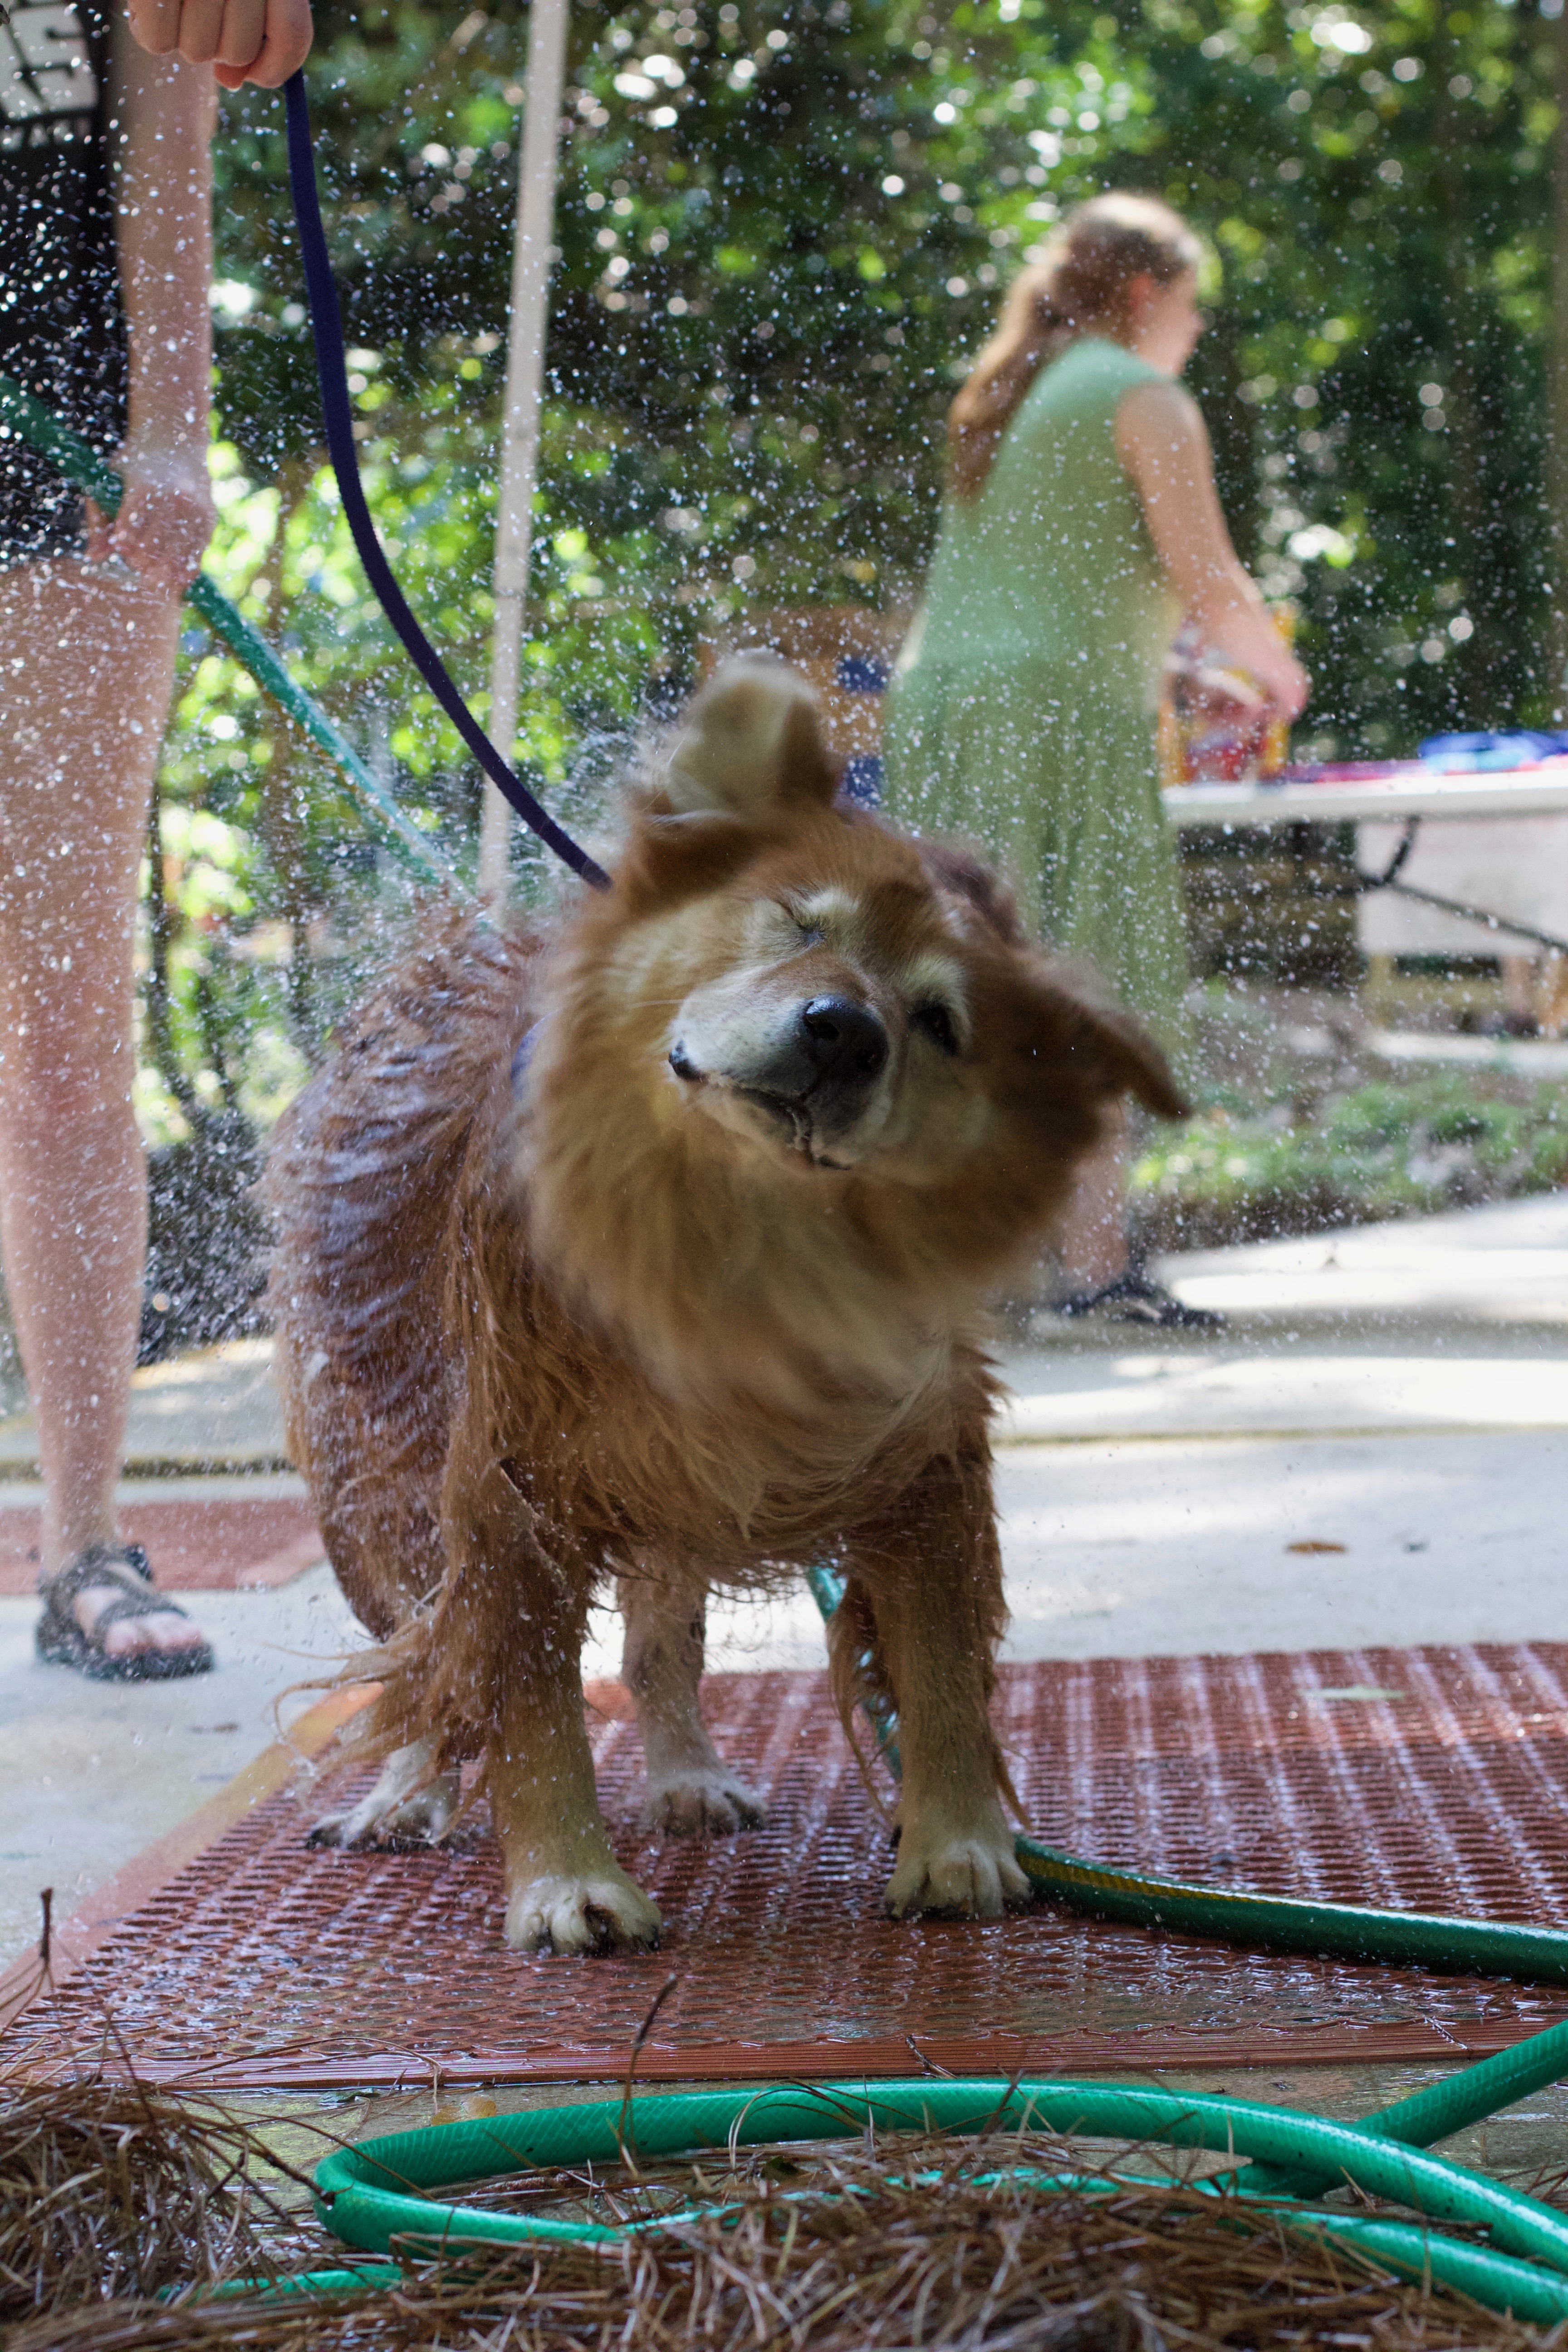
799, 996, 888, 1086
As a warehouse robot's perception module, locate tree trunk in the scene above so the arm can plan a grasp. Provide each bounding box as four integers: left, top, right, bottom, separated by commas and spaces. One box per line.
259, 455, 319, 1051
1431, 38, 1492, 719
1550, 0, 1568, 711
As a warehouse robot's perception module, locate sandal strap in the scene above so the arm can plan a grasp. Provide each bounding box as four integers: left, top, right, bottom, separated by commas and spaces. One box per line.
1055, 1273, 1223, 1328
71, 1583, 186, 1634
1054, 1279, 1122, 1316
41, 1543, 156, 1608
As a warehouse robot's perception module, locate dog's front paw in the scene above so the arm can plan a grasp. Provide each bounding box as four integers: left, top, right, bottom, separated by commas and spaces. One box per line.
882, 1817, 1031, 1921
642, 1763, 766, 1837
505, 1862, 662, 1955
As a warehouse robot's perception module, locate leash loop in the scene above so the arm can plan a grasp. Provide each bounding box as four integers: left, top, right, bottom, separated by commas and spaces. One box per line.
282, 72, 611, 892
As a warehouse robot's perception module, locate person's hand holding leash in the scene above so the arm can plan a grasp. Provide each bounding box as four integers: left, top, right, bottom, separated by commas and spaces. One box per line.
126, 0, 312, 89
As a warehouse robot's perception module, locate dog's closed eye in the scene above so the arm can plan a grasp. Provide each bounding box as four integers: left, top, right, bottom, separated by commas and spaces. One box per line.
912, 1001, 960, 1055
779, 899, 828, 949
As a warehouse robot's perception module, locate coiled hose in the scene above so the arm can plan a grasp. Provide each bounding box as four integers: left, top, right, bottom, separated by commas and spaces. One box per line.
285, 2068, 1568, 2325
255, 1574, 1568, 2325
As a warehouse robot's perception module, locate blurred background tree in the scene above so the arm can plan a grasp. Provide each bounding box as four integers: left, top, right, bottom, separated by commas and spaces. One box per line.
133, 0, 1568, 1335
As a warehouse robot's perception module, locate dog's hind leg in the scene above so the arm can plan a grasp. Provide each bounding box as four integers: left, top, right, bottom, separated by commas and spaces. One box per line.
618, 1564, 766, 1836
307, 1736, 461, 1850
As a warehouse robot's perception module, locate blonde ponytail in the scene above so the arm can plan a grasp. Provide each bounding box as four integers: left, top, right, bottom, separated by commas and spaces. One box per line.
947, 192, 1202, 500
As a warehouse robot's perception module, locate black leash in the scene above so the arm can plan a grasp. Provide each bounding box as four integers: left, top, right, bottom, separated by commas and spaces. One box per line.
282, 72, 611, 893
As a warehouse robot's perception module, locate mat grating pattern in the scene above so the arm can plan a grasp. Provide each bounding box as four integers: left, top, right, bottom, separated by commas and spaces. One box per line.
9, 1643, 1568, 2089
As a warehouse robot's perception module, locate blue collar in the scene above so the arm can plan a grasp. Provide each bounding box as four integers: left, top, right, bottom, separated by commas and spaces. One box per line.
511, 1019, 543, 1102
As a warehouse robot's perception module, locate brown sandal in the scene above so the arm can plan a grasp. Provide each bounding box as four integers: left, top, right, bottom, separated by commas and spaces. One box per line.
35, 1542, 215, 1682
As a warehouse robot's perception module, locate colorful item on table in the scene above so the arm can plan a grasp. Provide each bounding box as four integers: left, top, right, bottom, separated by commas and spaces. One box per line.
1418, 730, 1568, 773
1158, 607, 1295, 786
1272, 735, 1568, 787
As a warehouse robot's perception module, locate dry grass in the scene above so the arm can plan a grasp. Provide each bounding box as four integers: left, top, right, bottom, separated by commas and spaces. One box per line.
1, 2120, 1560, 2352
0, 1934, 301, 2331
0, 2074, 294, 2324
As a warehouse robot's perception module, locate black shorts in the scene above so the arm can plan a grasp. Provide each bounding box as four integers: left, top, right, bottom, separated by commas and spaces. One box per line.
1, 0, 127, 565
0, 460, 88, 564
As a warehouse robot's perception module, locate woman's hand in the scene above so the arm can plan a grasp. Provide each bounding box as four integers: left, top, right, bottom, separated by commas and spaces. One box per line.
1245, 640, 1312, 723
85, 448, 214, 593
1170, 657, 1268, 726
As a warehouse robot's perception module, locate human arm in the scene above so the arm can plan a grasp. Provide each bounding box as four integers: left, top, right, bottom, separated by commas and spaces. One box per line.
1115, 377, 1310, 721
125, 0, 312, 91
88, 19, 216, 590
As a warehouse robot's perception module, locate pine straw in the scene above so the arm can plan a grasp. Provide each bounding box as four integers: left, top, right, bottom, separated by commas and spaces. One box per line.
0, 2074, 294, 2323
3, 2124, 1563, 2352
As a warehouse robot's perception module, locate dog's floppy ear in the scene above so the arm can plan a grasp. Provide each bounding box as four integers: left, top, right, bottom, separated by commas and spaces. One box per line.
1058, 972, 1190, 1122
1083, 1000, 1190, 1120
918, 839, 1026, 946
663, 654, 841, 819
1022, 960, 1189, 1122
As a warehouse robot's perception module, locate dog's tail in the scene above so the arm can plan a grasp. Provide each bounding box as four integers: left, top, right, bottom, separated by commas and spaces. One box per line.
824, 1578, 898, 1827
824, 1570, 1027, 1831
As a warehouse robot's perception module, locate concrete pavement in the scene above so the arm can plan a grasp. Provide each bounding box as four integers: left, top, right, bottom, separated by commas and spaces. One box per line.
0, 1566, 362, 1968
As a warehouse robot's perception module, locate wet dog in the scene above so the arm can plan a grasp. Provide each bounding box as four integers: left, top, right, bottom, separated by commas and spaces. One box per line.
265, 657, 1185, 1952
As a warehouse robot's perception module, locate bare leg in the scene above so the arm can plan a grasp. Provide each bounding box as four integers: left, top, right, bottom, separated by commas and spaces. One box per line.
841, 1448, 1028, 1921
619, 1565, 765, 1833
1502, 953, 1538, 1032
1054, 1101, 1131, 1294
0, 556, 204, 1661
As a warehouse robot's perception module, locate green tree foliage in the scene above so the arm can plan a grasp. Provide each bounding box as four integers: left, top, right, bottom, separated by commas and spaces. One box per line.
144, 0, 1563, 1131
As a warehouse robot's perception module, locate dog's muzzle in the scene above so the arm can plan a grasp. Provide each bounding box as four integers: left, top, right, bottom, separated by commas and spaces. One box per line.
670, 995, 890, 1153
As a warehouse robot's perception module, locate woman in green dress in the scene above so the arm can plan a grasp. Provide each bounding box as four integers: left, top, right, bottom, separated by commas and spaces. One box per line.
883, 193, 1308, 1323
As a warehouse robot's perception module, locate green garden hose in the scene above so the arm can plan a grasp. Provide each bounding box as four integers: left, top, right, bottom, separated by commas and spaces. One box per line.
808, 1560, 1568, 1989
1236, 2014, 1568, 2202
0, 375, 459, 893
312, 2080, 1568, 2268
275, 2075, 1568, 2326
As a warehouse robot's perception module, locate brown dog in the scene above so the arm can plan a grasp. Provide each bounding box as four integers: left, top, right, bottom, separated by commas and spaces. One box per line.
265, 657, 1185, 1953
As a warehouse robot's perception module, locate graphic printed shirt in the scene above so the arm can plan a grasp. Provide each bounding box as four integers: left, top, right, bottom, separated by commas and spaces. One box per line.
0, 0, 127, 553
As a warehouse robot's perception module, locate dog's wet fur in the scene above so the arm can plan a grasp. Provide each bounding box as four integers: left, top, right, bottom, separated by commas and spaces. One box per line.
266, 657, 1186, 1953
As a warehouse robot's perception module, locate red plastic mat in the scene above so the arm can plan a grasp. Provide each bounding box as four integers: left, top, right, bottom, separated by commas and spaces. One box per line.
8, 1643, 1568, 2089
0, 1494, 322, 1597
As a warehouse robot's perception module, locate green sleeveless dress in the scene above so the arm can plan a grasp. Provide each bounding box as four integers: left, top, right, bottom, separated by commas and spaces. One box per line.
881, 335, 1191, 1060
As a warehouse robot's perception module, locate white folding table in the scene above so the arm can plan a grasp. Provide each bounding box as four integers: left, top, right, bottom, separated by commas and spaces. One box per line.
1163, 769, 1568, 956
